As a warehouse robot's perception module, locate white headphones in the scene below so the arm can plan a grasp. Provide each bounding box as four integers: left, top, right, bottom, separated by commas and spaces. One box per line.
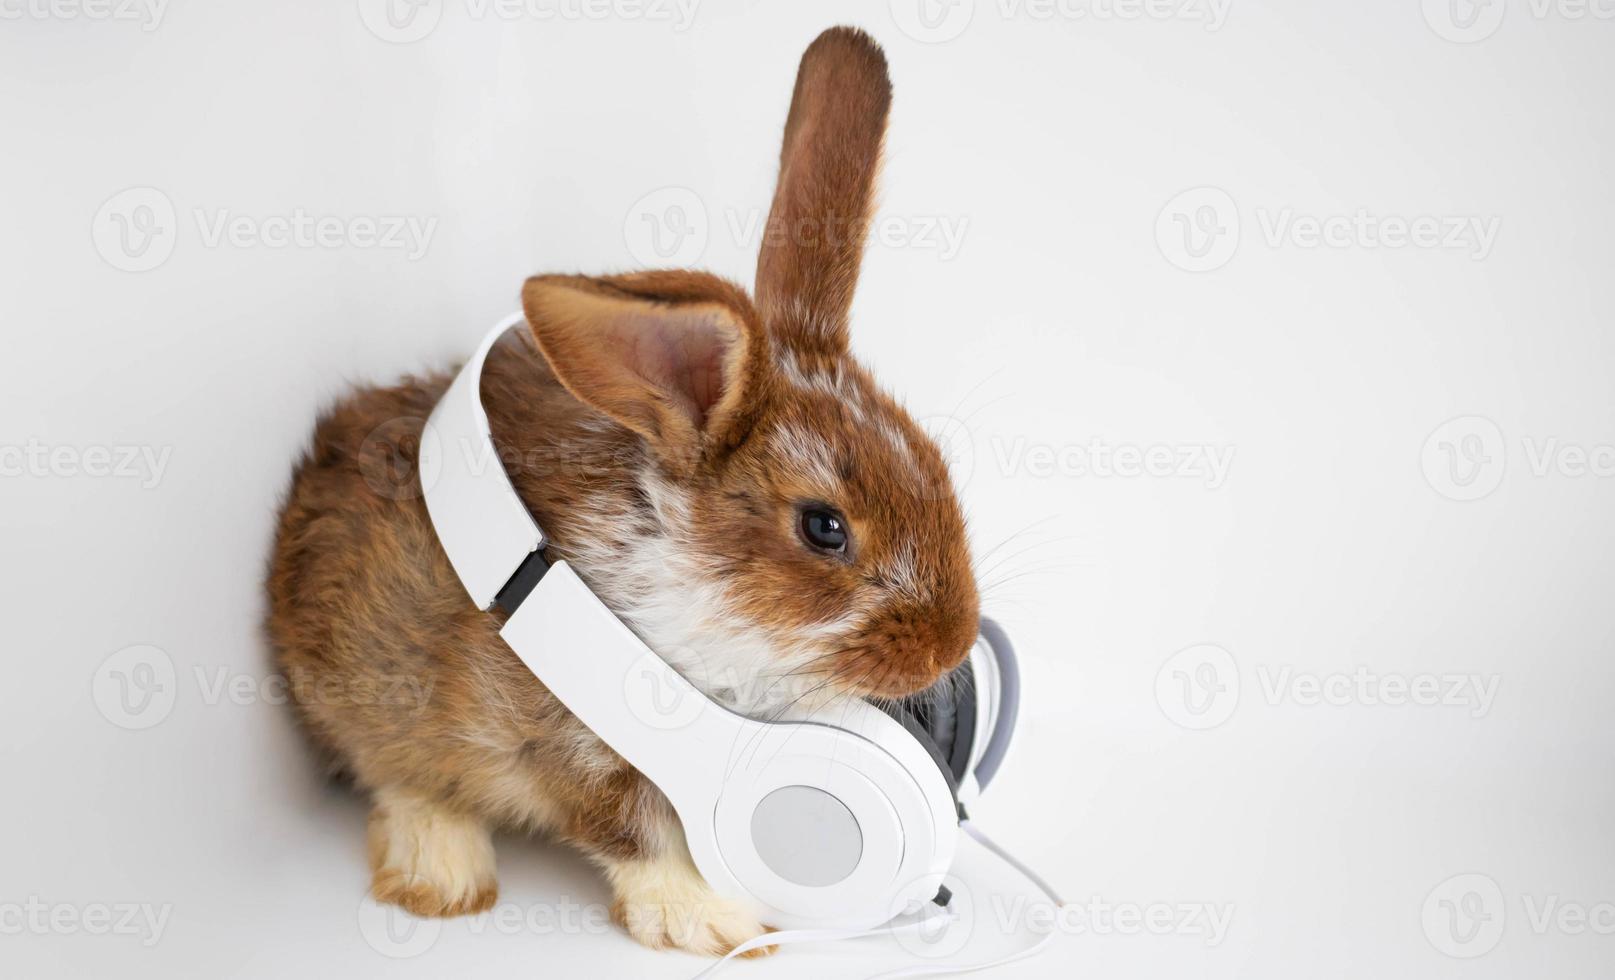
420, 315, 1024, 934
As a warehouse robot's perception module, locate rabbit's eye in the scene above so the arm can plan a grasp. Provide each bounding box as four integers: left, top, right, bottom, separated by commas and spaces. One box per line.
799, 506, 849, 554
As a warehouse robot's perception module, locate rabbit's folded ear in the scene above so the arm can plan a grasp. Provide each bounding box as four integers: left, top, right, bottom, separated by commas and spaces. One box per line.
521, 271, 770, 476
755, 27, 892, 357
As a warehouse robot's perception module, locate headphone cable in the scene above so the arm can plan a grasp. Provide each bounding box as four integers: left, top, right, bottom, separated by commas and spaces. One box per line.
688, 818, 1064, 980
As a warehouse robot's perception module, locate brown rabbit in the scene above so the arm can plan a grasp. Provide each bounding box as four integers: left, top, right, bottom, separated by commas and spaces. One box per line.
266, 27, 979, 957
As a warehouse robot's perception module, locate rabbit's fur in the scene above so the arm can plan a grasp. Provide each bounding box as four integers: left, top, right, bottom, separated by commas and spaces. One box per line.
266, 27, 978, 956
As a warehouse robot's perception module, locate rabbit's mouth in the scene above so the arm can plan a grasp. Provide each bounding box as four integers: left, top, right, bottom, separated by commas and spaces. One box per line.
829, 600, 980, 702
834, 657, 957, 701
823, 633, 977, 702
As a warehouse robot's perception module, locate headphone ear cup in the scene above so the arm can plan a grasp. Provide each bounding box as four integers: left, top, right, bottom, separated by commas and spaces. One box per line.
872, 656, 979, 792
972, 617, 1020, 790
871, 620, 1020, 802
870, 698, 962, 810
938, 661, 977, 786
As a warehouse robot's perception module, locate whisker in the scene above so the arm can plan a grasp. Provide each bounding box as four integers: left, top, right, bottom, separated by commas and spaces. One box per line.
754, 660, 881, 772
971, 516, 1059, 570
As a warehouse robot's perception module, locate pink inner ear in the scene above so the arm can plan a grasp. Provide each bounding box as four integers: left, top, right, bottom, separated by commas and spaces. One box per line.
616, 307, 736, 427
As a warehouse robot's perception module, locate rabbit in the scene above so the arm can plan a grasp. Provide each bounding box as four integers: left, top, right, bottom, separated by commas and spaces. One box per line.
265, 26, 979, 958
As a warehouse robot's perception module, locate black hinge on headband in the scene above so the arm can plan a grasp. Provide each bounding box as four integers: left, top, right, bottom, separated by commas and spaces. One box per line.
494, 549, 551, 614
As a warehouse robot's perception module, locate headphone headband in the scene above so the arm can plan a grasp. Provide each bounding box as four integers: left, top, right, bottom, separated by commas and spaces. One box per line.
418, 313, 545, 610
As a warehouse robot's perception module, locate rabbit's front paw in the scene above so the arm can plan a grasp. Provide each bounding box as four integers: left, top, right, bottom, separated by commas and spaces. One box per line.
367, 787, 498, 917
608, 854, 775, 957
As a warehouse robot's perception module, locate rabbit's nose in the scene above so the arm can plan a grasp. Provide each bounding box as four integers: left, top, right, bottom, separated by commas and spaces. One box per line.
853, 600, 980, 697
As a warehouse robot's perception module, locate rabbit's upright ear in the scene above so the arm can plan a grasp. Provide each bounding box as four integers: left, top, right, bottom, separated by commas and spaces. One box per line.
755, 27, 892, 357
521, 271, 771, 476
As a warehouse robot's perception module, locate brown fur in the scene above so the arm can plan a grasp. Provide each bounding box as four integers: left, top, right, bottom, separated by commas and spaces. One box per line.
265, 27, 976, 957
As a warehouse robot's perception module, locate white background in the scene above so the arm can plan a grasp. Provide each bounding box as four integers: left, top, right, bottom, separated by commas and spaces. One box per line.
3, 1, 1613, 977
